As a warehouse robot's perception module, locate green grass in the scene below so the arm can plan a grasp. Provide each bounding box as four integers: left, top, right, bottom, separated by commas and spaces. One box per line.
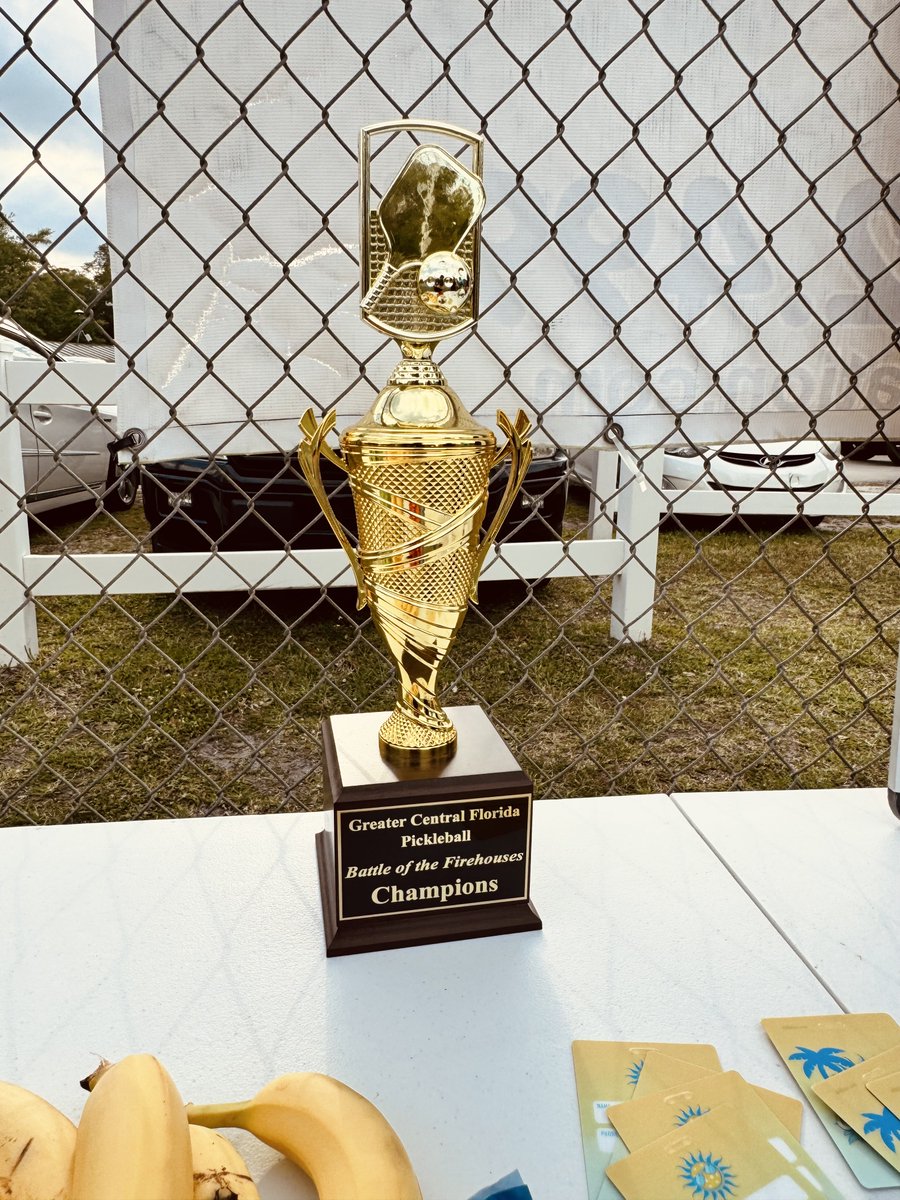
2, 498, 898, 824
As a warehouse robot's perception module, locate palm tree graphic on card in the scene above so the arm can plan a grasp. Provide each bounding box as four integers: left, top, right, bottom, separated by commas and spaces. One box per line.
861, 1107, 900, 1154
789, 1045, 860, 1080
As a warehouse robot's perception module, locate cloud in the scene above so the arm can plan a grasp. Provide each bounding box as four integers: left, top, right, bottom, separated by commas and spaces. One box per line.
0, 135, 105, 201
1, 1, 105, 259
0, 8, 102, 134
1, 132, 106, 260
46, 246, 95, 269
1, 0, 100, 90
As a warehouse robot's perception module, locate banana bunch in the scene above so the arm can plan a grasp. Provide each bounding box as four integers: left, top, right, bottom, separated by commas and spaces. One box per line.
0, 1056, 421, 1200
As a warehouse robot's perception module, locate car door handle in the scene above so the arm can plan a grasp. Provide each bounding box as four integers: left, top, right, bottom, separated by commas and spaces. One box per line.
32, 406, 53, 423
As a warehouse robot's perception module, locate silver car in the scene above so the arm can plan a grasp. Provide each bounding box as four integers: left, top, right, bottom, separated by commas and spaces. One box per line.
0, 319, 135, 515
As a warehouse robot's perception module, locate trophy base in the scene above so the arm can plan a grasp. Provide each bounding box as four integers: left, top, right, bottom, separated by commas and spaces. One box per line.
317, 704, 542, 957
316, 830, 541, 956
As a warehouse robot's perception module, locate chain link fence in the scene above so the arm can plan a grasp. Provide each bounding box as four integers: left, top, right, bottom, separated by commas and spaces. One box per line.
1, 0, 898, 824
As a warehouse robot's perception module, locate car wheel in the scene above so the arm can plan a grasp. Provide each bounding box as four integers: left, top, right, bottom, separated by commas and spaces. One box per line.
105, 462, 138, 511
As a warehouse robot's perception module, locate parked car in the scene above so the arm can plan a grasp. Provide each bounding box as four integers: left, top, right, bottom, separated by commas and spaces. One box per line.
141, 447, 569, 553
662, 440, 845, 496
0, 318, 135, 515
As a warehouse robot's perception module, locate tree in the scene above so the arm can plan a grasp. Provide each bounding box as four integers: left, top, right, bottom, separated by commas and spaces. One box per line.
0, 209, 48, 310
0, 209, 112, 345
84, 243, 114, 340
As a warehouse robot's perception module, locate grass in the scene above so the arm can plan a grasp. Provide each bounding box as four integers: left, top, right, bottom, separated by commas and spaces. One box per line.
2, 495, 898, 824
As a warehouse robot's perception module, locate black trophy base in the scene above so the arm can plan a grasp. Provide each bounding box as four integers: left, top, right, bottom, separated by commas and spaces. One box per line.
316, 829, 542, 956
317, 704, 542, 957
890, 787, 899, 820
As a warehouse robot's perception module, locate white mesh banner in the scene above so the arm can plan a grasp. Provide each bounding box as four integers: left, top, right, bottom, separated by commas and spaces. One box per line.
96, 0, 900, 459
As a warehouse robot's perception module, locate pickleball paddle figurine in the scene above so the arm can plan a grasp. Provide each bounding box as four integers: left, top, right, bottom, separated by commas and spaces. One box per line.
360, 144, 484, 318
298, 120, 532, 763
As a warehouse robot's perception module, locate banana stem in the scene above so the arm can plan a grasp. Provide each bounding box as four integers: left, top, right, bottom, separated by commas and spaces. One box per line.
185, 1102, 251, 1130
79, 1057, 113, 1092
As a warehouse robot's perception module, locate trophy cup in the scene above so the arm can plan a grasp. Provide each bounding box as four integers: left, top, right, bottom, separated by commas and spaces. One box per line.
299, 120, 542, 955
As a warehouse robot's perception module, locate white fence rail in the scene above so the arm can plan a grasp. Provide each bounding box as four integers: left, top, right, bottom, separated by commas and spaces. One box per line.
0, 359, 658, 665
6, 367, 899, 645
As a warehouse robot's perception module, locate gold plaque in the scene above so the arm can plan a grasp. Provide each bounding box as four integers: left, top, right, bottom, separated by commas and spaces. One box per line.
298, 120, 532, 765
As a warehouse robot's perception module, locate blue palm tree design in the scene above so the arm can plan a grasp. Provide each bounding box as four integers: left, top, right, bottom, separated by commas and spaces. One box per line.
674, 1106, 710, 1127
862, 1107, 900, 1153
626, 1059, 644, 1086
788, 1045, 857, 1080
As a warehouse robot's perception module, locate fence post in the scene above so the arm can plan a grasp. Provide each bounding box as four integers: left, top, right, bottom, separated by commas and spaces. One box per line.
890, 643, 900, 818
0, 376, 38, 665
588, 446, 619, 539
610, 445, 664, 643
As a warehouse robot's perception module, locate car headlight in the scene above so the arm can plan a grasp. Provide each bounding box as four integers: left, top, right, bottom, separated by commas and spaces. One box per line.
665, 444, 709, 458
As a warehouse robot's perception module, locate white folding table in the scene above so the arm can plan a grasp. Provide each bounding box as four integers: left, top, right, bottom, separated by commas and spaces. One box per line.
3, 789, 899, 1199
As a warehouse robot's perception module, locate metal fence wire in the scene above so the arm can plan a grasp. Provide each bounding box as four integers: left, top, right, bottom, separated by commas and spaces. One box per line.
1, 0, 899, 824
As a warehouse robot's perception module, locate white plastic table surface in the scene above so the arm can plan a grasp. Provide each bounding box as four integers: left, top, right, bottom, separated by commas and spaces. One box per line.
675, 787, 900, 1014
3, 792, 898, 1199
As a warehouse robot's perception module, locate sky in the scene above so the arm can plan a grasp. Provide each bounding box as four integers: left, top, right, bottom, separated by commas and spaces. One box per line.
0, 0, 106, 270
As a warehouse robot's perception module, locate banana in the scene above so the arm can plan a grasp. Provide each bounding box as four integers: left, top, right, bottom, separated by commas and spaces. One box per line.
190, 1125, 260, 1200
186, 1073, 422, 1200
71, 1053, 193, 1200
0, 1080, 76, 1200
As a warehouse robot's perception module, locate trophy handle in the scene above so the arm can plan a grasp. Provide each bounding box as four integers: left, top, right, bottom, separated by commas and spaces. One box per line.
470, 409, 534, 602
297, 408, 366, 610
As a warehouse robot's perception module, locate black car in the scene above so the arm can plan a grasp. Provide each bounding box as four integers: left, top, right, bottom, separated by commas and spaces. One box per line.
141, 448, 568, 554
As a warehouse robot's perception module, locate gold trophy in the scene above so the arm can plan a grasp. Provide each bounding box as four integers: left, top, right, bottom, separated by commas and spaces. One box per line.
303, 121, 542, 955
298, 120, 532, 765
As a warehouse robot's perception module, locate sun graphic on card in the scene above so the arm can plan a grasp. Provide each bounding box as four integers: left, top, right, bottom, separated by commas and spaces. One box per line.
678, 1151, 738, 1199
674, 1105, 710, 1126
625, 1059, 644, 1086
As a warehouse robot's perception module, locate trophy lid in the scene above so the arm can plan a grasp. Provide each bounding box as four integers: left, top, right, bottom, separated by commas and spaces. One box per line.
341, 382, 495, 455
342, 341, 495, 450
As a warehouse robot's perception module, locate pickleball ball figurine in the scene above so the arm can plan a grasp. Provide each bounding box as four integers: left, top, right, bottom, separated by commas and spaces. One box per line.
417, 251, 472, 313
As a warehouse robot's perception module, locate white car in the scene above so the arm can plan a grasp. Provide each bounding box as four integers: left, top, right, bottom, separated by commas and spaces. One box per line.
663, 440, 845, 497
0, 319, 135, 515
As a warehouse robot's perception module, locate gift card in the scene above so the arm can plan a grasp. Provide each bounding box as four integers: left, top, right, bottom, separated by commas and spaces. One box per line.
868, 1068, 900, 1118
607, 1069, 800, 1151
631, 1050, 714, 1097
813, 1044, 900, 1177
632, 1051, 802, 1138
762, 1012, 900, 1188
572, 1041, 721, 1200
606, 1101, 842, 1200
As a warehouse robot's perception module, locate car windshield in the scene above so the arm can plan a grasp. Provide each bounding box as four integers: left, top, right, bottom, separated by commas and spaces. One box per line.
0, 332, 48, 360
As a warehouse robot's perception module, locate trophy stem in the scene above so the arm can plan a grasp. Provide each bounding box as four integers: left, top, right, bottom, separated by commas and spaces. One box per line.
379, 682, 457, 766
